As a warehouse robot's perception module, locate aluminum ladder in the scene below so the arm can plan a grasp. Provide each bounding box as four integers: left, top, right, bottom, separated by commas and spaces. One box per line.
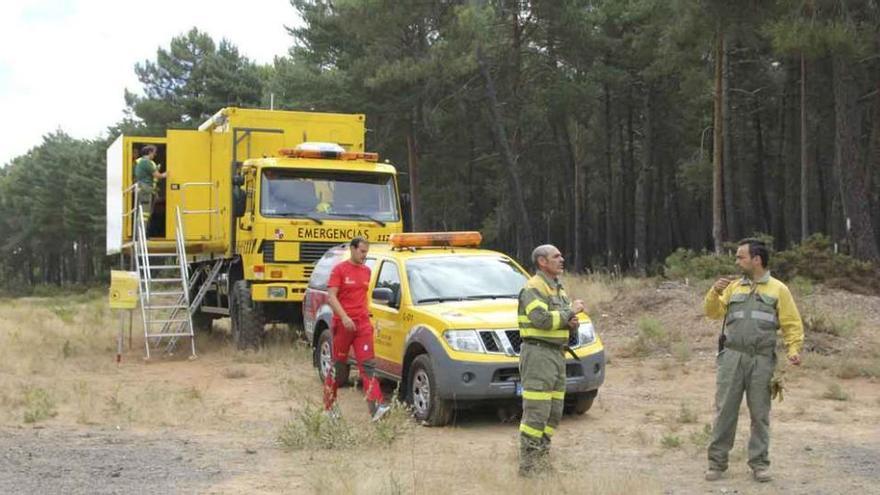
133, 205, 196, 359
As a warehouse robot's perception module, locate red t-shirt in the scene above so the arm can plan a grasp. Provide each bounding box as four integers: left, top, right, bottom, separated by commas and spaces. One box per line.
328, 260, 371, 319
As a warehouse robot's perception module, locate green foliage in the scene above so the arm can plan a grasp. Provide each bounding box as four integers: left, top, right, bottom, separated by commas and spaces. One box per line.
664, 235, 880, 294
278, 399, 413, 451
804, 312, 859, 338
773, 235, 880, 294
127, 28, 266, 129
3, 0, 880, 288
0, 133, 108, 289
660, 433, 682, 449
23, 387, 57, 424
664, 249, 735, 280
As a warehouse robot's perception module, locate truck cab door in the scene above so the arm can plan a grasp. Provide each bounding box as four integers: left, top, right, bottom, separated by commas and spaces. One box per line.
370, 259, 405, 378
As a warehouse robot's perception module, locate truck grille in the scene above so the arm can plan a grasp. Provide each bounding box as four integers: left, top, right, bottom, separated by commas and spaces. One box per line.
261, 241, 340, 264
262, 241, 276, 262
479, 329, 578, 355
480, 331, 500, 352
300, 242, 340, 263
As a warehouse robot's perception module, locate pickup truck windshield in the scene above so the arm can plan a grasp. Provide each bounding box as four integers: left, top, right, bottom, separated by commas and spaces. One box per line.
260, 169, 399, 222
406, 256, 527, 304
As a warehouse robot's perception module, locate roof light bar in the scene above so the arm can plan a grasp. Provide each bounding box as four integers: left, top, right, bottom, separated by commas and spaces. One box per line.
278, 142, 379, 162
389, 232, 482, 249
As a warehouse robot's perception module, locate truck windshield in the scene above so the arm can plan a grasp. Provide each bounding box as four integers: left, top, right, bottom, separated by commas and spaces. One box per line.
260, 169, 399, 222
406, 256, 527, 304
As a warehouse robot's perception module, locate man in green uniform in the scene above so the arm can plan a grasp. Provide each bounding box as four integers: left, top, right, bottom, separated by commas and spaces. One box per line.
517, 244, 584, 476
133, 144, 166, 226
704, 239, 803, 483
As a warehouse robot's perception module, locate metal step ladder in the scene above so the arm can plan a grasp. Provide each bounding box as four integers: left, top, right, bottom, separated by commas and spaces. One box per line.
133, 205, 196, 359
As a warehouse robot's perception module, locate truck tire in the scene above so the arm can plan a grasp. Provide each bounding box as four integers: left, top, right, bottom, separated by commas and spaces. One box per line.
192, 311, 213, 333
231, 280, 264, 350
407, 354, 452, 426
565, 390, 597, 415
316, 327, 350, 386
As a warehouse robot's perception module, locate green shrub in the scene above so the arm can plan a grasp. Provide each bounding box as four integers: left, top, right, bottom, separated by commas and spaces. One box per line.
804, 313, 859, 337
23, 387, 57, 423
773, 235, 880, 295
660, 433, 683, 449
664, 249, 734, 281
278, 402, 359, 450
664, 235, 880, 295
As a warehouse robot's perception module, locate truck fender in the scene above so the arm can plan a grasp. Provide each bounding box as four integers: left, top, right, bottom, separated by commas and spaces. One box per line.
402, 325, 453, 398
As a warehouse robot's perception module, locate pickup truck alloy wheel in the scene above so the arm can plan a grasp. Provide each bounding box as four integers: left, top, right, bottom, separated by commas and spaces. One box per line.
412, 369, 431, 416
407, 354, 452, 426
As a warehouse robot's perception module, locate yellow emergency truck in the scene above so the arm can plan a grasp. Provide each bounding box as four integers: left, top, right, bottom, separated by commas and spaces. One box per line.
106, 107, 404, 350
303, 232, 606, 425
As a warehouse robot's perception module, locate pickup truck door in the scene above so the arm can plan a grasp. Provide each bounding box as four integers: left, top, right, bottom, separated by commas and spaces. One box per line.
370, 259, 404, 378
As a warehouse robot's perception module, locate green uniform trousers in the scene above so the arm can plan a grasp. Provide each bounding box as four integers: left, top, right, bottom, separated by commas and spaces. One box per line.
708, 348, 775, 471
137, 183, 155, 224
519, 341, 566, 472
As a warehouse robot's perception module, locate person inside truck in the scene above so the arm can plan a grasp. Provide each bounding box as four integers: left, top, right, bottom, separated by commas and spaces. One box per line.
133, 144, 167, 228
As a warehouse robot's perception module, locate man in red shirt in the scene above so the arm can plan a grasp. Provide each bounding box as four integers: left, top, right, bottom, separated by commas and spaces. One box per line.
323, 237, 389, 421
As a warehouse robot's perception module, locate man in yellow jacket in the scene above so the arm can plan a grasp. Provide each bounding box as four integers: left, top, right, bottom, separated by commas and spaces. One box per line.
704, 239, 803, 483
517, 244, 584, 476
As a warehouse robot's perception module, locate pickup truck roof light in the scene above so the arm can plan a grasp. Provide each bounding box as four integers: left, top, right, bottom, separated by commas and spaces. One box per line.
389, 232, 482, 249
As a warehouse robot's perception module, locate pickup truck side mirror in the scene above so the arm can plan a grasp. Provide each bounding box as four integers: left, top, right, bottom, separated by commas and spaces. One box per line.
372, 287, 395, 306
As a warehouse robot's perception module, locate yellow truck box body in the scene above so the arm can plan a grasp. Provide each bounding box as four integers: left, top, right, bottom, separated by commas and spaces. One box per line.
106, 107, 368, 256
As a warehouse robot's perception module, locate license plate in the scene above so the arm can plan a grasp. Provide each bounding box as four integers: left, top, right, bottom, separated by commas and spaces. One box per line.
515, 382, 523, 397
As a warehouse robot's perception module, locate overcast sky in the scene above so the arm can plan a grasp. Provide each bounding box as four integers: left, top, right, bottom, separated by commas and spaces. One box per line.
0, 0, 298, 167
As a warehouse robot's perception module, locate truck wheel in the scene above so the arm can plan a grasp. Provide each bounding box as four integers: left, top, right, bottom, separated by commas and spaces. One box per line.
407, 354, 452, 426
192, 311, 213, 333
231, 280, 265, 350
565, 391, 597, 415
316, 327, 350, 386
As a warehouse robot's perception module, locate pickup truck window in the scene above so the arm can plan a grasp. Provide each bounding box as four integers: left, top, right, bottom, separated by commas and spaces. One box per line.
406, 256, 527, 304
375, 260, 401, 308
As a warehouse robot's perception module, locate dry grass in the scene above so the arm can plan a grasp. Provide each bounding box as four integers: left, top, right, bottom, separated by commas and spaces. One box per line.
303, 452, 662, 495
821, 382, 851, 402
562, 273, 654, 315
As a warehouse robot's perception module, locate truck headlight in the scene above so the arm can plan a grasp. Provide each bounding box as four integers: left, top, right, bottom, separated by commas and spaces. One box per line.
268, 287, 287, 299
444, 330, 484, 353
576, 322, 596, 346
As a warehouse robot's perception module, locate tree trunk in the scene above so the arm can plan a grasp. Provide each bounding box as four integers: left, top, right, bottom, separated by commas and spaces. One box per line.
832, 55, 880, 261
800, 53, 809, 241
603, 84, 615, 266
712, 28, 725, 254
633, 89, 652, 274
476, 45, 533, 259
405, 112, 421, 232
721, 32, 737, 242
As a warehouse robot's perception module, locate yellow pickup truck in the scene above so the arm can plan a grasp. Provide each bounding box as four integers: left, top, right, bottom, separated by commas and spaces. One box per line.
302, 232, 605, 425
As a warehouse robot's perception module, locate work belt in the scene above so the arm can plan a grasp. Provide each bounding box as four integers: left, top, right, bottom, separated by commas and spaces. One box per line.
521, 338, 580, 361
722, 341, 776, 357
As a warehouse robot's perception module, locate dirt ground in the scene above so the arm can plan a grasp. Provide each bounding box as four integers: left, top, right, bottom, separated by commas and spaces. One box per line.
1, 279, 878, 494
